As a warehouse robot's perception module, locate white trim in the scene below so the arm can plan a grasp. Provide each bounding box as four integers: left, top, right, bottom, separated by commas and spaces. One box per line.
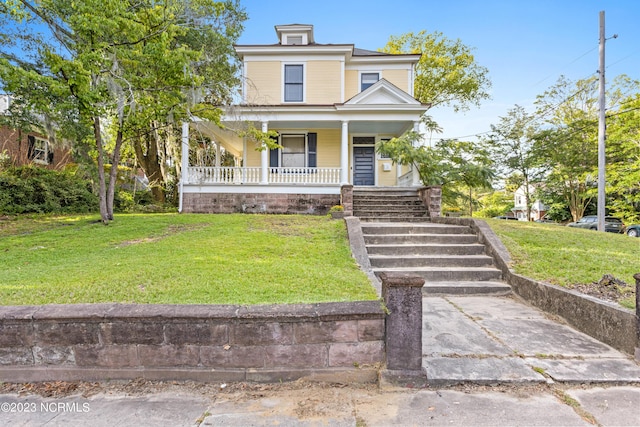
359, 70, 381, 92
182, 184, 340, 195
346, 63, 411, 71
31, 136, 49, 165
340, 58, 345, 103
245, 53, 347, 62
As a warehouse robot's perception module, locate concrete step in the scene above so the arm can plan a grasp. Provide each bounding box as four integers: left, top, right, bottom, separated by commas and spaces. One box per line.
354, 204, 426, 211
361, 223, 472, 235
366, 243, 486, 256
373, 267, 503, 282
359, 217, 430, 223
355, 210, 428, 218
421, 281, 512, 296
369, 254, 494, 268
363, 233, 479, 244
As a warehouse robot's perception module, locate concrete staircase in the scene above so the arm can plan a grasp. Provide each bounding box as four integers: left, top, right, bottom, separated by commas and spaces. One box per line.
353, 188, 428, 222
362, 222, 511, 296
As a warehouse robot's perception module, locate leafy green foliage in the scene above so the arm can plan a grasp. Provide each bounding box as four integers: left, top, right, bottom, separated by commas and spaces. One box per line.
475, 190, 514, 218
381, 30, 491, 112
0, 166, 98, 214
606, 94, 640, 223
377, 134, 494, 215
0, 214, 376, 305
0, 0, 247, 222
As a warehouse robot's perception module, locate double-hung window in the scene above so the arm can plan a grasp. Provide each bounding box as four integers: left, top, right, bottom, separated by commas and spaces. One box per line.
284, 64, 304, 102
270, 133, 317, 169
361, 72, 379, 91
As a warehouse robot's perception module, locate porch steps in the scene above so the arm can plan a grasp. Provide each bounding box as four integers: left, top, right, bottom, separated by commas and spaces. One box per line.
353, 188, 429, 222
362, 222, 510, 296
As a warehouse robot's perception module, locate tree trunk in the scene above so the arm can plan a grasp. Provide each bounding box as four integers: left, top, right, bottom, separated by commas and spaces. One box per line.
469, 187, 473, 217
106, 128, 124, 220
133, 128, 165, 204
93, 117, 109, 225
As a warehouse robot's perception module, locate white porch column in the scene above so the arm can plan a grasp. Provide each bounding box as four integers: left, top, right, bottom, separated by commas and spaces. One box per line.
412, 120, 421, 186
215, 141, 221, 167
341, 121, 349, 184
260, 121, 269, 184
179, 121, 189, 213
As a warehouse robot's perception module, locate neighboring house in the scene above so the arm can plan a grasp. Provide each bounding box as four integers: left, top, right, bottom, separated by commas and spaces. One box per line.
180, 24, 429, 214
0, 94, 71, 170
512, 185, 548, 221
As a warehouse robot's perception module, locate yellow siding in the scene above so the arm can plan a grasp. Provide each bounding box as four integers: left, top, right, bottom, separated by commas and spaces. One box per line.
245, 61, 280, 104
245, 142, 261, 167
344, 70, 358, 101
306, 61, 342, 104
377, 161, 397, 186
315, 129, 340, 167
383, 69, 410, 93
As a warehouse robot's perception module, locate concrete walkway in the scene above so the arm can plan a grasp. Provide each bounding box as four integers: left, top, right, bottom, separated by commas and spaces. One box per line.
423, 295, 640, 385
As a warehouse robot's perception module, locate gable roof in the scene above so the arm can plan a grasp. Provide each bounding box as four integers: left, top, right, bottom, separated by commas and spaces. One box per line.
344, 79, 422, 106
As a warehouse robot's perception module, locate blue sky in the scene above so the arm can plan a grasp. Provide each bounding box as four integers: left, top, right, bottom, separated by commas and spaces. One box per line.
237, 0, 640, 141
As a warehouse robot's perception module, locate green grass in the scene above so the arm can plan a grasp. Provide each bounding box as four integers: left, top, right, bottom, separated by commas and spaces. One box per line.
486, 219, 639, 308
0, 214, 377, 305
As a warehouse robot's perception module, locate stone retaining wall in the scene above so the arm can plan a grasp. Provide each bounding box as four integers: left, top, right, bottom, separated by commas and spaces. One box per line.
182, 192, 340, 214
432, 216, 639, 356
0, 302, 385, 383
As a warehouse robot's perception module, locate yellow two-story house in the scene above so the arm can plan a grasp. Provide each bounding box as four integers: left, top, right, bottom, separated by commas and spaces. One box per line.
180, 24, 428, 214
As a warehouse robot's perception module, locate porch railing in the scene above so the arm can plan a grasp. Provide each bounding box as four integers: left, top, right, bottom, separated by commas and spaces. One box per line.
398, 170, 415, 187
187, 167, 341, 185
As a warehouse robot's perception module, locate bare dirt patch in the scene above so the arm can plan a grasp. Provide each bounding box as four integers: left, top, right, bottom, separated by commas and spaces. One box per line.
116, 223, 210, 247
572, 274, 635, 305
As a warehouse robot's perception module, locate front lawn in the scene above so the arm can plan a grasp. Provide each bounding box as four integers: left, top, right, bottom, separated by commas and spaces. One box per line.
0, 214, 377, 305
487, 219, 639, 309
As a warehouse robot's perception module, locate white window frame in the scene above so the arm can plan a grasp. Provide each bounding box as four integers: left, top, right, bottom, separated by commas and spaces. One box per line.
285, 35, 304, 45
279, 134, 308, 168
32, 137, 49, 165
360, 71, 381, 92
377, 136, 393, 159
282, 63, 306, 103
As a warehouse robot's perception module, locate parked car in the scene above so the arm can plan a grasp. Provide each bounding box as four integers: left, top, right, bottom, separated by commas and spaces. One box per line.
623, 224, 640, 237
566, 215, 624, 233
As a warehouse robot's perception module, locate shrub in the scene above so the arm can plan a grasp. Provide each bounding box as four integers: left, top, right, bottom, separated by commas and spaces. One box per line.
0, 165, 99, 214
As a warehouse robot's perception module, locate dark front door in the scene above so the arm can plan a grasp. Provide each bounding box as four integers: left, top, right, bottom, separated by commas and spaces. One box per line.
353, 146, 375, 186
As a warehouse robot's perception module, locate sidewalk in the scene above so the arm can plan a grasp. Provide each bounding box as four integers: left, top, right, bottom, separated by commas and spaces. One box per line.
2, 295, 639, 426
1, 383, 639, 426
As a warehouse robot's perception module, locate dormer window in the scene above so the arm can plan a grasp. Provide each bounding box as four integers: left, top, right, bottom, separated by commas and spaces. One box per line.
275, 24, 314, 46
286, 35, 303, 45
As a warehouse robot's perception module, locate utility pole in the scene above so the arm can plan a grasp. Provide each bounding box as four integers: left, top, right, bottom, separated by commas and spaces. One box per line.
596, 10, 606, 233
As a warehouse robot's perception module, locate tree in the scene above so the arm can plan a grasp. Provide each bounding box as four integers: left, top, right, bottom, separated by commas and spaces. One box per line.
485, 105, 544, 221
532, 76, 628, 222
604, 93, 640, 223
381, 31, 491, 112
0, 0, 246, 223
377, 134, 494, 215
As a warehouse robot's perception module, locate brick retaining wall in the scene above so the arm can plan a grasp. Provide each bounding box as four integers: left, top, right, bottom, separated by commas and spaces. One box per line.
182, 192, 340, 214
0, 302, 385, 383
